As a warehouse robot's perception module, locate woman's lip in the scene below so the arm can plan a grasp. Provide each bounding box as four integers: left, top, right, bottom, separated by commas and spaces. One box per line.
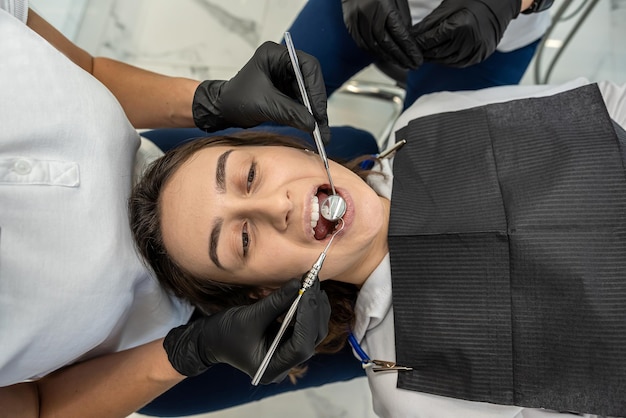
303, 185, 354, 243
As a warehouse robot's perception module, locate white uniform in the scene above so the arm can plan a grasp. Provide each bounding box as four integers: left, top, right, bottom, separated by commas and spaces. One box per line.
407, 0, 552, 52
0, 2, 192, 386
355, 78, 626, 418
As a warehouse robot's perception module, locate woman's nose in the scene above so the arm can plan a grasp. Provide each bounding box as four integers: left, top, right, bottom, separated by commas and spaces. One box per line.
242, 191, 292, 230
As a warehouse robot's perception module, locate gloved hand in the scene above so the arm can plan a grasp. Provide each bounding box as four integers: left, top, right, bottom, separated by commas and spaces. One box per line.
341, 0, 422, 69
192, 41, 331, 144
411, 0, 522, 68
163, 278, 330, 384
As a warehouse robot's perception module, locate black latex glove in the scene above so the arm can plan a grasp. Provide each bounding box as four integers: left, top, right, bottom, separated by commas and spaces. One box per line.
163, 278, 330, 384
341, 0, 423, 69
411, 0, 521, 68
192, 41, 330, 144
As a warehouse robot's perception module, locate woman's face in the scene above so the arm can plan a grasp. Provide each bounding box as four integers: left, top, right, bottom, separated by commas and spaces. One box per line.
160, 145, 387, 288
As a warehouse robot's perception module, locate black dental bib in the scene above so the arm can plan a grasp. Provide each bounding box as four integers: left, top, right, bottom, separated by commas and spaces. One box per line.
388, 84, 626, 416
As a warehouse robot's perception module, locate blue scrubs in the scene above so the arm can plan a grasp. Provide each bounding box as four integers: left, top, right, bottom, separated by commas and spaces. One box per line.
286, 0, 539, 108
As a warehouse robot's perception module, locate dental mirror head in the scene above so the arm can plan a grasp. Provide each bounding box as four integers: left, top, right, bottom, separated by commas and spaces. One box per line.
320, 194, 346, 222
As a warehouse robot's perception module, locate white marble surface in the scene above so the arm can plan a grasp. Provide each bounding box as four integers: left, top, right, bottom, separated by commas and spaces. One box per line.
519, 0, 626, 85
31, 0, 626, 86
75, 0, 307, 81
127, 377, 377, 418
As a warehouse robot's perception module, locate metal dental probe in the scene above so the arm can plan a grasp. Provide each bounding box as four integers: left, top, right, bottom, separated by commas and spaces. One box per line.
251, 219, 345, 386
284, 31, 347, 222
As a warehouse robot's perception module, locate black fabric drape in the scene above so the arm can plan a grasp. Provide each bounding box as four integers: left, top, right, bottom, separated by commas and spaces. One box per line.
388, 84, 626, 416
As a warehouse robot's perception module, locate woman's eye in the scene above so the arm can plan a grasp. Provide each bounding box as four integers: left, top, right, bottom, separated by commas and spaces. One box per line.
242, 222, 250, 257
246, 162, 256, 192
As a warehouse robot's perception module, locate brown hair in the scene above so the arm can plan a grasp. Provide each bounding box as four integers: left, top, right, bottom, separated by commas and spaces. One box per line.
129, 131, 373, 355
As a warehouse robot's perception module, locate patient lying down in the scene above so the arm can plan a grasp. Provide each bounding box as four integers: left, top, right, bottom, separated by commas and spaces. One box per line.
130, 80, 626, 418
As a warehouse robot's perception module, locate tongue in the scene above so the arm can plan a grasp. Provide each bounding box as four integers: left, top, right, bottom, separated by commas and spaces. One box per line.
314, 190, 335, 240
314, 216, 334, 240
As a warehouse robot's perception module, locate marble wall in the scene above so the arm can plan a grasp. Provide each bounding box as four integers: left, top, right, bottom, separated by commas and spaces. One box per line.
75, 0, 306, 81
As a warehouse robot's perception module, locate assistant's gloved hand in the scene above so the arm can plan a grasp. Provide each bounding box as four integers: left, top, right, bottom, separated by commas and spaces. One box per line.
192, 41, 330, 144
411, 0, 521, 68
342, 0, 422, 69
163, 278, 330, 384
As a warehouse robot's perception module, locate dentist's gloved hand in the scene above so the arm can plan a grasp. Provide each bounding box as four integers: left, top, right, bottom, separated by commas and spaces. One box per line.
411, 0, 521, 68
192, 41, 331, 144
342, 0, 422, 69
163, 278, 330, 384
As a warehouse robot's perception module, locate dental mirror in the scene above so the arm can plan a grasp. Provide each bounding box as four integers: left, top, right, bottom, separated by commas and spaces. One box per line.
320, 194, 346, 222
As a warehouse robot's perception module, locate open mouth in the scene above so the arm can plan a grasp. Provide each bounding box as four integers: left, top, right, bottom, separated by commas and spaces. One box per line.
311, 186, 340, 240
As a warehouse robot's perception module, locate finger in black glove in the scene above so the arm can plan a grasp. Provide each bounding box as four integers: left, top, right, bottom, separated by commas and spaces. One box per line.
163, 277, 331, 384
342, 0, 423, 69
192, 41, 331, 144
411, 0, 521, 68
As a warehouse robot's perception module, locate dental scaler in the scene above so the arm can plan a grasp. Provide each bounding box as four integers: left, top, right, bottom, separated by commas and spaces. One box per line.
284, 32, 346, 222
251, 219, 345, 386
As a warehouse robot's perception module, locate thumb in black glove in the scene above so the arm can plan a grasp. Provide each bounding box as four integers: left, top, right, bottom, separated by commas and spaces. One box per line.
163, 278, 331, 384
342, 0, 423, 69
192, 41, 331, 144
411, 0, 521, 68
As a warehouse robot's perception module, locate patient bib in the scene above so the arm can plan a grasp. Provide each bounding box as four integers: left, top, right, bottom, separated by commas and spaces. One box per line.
388, 84, 626, 416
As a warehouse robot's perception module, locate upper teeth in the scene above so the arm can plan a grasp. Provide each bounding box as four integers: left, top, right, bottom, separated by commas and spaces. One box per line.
310, 195, 319, 230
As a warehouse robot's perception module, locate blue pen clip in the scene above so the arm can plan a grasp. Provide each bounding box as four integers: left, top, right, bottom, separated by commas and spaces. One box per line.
347, 333, 412, 372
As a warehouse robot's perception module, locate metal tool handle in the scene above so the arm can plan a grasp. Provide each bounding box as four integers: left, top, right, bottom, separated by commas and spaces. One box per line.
251, 263, 321, 386
251, 292, 302, 386
250, 220, 343, 385
284, 31, 336, 195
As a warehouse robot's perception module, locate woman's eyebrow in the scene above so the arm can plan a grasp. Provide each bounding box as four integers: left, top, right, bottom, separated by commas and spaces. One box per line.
216, 149, 233, 193
209, 149, 233, 270
209, 217, 225, 270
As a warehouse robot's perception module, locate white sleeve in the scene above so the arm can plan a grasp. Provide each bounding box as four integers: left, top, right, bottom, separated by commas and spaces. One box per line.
597, 81, 626, 129
0, 0, 28, 23
392, 78, 592, 136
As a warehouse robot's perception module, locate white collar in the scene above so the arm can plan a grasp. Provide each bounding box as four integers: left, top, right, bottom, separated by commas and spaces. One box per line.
352, 253, 392, 344
351, 157, 395, 343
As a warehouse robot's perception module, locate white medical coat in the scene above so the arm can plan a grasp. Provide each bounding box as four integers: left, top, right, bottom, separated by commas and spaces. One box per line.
0, 4, 193, 386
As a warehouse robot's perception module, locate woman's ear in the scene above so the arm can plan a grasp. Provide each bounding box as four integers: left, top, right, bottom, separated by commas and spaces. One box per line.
248, 287, 274, 300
